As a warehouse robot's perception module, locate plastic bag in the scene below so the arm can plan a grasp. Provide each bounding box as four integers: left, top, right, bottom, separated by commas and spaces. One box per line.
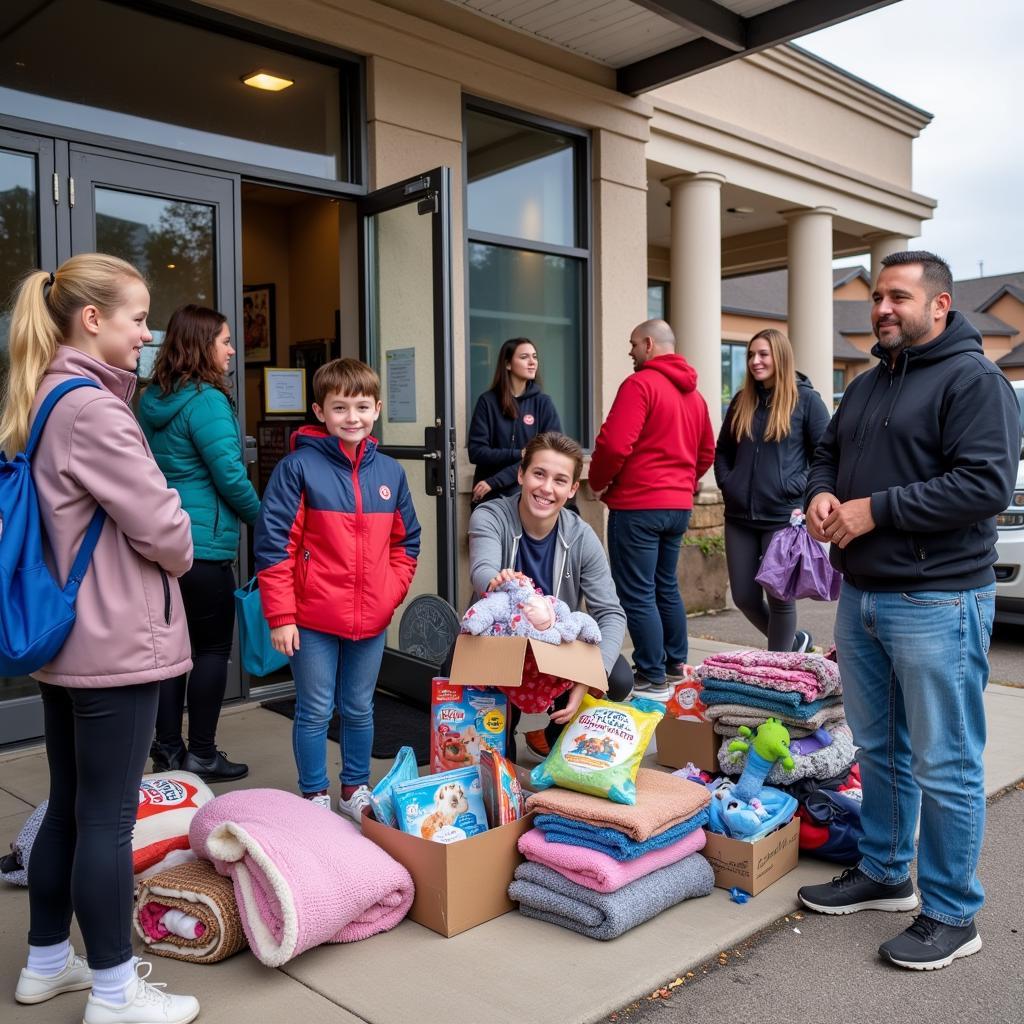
754, 511, 841, 602
392, 766, 489, 843
369, 745, 419, 828
530, 695, 665, 804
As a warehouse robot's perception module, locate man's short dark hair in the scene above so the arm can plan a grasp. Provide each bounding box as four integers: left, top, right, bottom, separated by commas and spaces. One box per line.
880, 250, 954, 301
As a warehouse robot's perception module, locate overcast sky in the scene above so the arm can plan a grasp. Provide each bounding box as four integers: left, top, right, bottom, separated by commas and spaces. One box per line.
799, 0, 1022, 281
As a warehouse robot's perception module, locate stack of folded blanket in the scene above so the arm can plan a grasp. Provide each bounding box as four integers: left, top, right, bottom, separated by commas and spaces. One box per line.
509, 769, 714, 939
698, 651, 856, 784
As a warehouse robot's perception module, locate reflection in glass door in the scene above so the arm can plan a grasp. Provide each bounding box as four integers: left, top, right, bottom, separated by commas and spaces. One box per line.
362, 168, 455, 705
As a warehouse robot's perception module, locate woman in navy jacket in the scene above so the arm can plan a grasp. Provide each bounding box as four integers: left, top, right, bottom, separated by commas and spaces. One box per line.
468, 337, 561, 504
714, 329, 830, 652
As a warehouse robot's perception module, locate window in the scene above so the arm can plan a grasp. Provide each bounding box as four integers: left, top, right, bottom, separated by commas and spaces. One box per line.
721, 342, 747, 420
465, 103, 589, 443
833, 367, 846, 409
647, 280, 668, 321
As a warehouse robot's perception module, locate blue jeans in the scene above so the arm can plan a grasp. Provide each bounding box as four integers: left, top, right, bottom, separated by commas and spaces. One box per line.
834, 581, 995, 926
289, 627, 386, 793
607, 509, 691, 682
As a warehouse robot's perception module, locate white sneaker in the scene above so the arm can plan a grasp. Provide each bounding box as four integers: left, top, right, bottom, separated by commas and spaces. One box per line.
83, 960, 199, 1024
306, 793, 332, 810
15, 946, 92, 1004
337, 785, 372, 822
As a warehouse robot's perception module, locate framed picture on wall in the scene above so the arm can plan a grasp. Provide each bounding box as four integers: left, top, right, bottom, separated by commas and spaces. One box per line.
243, 283, 276, 365
291, 339, 333, 419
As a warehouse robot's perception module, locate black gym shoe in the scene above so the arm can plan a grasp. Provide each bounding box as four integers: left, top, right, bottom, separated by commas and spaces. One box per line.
879, 915, 982, 970
792, 630, 813, 653
798, 867, 919, 915
150, 740, 185, 773
183, 749, 249, 782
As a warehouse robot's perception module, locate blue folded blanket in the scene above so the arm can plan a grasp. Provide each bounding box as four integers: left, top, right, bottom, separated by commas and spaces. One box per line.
509, 853, 715, 940
534, 808, 709, 862
702, 679, 842, 718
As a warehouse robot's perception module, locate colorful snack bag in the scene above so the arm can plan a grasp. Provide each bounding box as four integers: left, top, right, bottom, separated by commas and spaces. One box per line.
369, 745, 419, 828
530, 695, 665, 805
392, 766, 489, 844
479, 749, 527, 827
430, 678, 507, 773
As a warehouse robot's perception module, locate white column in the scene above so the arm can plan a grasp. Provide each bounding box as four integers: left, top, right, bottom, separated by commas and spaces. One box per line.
784, 206, 836, 407
868, 232, 909, 287
666, 172, 725, 434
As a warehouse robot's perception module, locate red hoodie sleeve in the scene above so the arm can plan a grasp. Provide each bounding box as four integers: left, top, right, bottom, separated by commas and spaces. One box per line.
587, 376, 649, 494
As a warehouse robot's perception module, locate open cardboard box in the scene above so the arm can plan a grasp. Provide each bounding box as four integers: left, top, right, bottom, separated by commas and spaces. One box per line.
701, 815, 800, 896
362, 765, 537, 938
654, 715, 722, 773
449, 635, 608, 693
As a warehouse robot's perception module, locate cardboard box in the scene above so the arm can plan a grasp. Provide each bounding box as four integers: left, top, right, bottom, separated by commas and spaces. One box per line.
701, 816, 800, 896
449, 635, 607, 692
654, 715, 722, 772
362, 809, 535, 938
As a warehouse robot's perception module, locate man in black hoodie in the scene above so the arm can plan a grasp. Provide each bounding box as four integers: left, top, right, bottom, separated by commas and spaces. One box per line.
797, 252, 1020, 971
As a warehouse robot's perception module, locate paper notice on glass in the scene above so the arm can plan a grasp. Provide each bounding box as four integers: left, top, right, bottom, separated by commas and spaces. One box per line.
264, 368, 306, 414
386, 347, 416, 423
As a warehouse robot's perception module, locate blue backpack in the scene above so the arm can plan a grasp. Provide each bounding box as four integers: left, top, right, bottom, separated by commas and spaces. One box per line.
0, 379, 107, 675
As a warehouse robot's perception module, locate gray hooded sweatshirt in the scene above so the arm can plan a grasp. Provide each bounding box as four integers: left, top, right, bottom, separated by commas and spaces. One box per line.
468, 496, 627, 674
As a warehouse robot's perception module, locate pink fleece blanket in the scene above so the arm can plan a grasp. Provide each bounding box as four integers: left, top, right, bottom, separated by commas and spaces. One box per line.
518, 825, 706, 893
190, 789, 413, 966
697, 650, 842, 701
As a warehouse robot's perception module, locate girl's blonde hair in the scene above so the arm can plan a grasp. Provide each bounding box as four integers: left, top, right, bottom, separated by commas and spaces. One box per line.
729, 328, 799, 442
0, 254, 145, 455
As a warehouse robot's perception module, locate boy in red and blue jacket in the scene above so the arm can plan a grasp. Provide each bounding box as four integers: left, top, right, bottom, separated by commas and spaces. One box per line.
254, 359, 419, 819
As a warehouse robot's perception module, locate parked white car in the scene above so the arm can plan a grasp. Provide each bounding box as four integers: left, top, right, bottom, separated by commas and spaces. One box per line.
994, 380, 1024, 626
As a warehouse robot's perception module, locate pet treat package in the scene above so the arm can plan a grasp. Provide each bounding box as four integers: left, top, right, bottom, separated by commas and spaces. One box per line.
430, 678, 508, 773
530, 696, 665, 805
479, 749, 527, 827
369, 746, 419, 828
392, 766, 489, 844
134, 772, 214, 875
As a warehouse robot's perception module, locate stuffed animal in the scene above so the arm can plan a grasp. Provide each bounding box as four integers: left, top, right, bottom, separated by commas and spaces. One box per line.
460, 578, 601, 646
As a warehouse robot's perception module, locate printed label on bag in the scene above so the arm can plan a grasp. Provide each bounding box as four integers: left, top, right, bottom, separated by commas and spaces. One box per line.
559, 706, 639, 773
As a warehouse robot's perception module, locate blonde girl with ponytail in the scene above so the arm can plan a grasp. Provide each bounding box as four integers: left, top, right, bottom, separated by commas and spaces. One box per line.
713, 328, 831, 653
4, 255, 200, 1024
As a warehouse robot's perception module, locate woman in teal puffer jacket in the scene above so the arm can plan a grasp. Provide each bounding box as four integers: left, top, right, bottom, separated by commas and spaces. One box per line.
138, 304, 260, 782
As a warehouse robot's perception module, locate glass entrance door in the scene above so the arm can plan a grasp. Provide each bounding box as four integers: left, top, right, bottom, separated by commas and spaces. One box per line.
361, 168, 456, 705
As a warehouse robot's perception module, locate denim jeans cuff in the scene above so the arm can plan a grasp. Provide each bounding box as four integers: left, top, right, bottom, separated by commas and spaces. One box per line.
858, 861, 911, 887
920, 905, 974, 929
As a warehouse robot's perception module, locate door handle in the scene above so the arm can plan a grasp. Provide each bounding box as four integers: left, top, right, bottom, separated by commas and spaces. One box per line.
422, 451, 441, 460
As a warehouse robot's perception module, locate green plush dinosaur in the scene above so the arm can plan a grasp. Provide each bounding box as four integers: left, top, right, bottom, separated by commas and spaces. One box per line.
728, 717, 795, 772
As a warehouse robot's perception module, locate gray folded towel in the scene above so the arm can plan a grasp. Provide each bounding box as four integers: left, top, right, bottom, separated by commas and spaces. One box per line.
509, 852, 714, 940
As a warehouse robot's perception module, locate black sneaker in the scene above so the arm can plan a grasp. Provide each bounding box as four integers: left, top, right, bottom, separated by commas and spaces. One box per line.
879, 915, 982, 970
632, 675, 672, 701
183, 750, 249, 782
150, 740, 185, 773
798, 867, 919, 915
792, 630, 813, 653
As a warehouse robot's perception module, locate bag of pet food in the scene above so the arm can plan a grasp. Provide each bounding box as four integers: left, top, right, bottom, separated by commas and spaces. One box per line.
369, 745, 419, 828
430, 678, 507, 773
134, 772, 214, 875
530, 695, 665, 805
479, 749, 527, 827
392, 766, 489, 844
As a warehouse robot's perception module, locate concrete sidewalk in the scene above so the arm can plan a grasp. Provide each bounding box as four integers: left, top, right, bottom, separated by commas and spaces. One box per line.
2, 645, 1023, 1024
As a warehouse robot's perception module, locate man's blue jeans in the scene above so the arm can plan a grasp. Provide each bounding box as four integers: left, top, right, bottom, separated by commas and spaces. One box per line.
607, 509, 691, 682
835, 581, 995, 926
289, 627, 386, 793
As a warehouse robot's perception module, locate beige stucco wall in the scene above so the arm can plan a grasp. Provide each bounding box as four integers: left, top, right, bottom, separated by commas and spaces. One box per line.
986, 294, 1024, 338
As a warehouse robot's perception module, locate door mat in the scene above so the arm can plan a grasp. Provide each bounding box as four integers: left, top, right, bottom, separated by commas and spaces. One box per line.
261, 692, 430, 765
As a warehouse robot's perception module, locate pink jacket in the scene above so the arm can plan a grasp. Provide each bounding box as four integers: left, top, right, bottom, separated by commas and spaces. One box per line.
29, 347, 193, 687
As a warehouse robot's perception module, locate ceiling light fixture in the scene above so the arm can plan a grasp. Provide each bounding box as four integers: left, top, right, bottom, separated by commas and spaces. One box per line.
242, 70, 294, 92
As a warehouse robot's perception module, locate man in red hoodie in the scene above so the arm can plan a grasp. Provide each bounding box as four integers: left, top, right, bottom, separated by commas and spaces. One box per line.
588, 319, 715, 699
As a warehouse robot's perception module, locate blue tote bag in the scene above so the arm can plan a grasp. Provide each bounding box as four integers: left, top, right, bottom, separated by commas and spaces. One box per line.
234, 577, 288, 677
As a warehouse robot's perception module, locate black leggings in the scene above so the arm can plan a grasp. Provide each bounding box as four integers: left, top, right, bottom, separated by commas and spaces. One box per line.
156, 559, 235, 758
506, 653, 634, 762
28, 682, 159, 969
724, 520, 797, 652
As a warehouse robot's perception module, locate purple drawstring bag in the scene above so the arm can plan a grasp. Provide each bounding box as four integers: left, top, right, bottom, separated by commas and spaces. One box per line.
755, 511, 841, 602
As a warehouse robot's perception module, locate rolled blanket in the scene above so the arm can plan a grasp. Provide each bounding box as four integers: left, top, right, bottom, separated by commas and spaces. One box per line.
1, 802, 47, 887
701, 681, 842, 719
190, 789, 414, 967
534, 809, 709, 862
525, 768, 709, 842
705, 701, 848, 732
719, 724, 857, 784
133, 859, 247, 964
518, 824, 706, 893
698, 650, 842, 701
509, 853, 714, 940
